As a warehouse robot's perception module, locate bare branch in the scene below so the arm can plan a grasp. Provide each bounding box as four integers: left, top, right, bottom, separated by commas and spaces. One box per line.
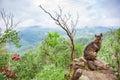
1, 9, 20, 30
39, 5, 57, 21
71, 14, 79, 35
74, 13, 79, 28
1, 10, 8, 29
9, 14, 13, 29
39, 5, 79, 60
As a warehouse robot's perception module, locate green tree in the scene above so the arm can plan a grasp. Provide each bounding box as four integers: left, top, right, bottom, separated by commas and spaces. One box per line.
40, 32, 70, 67
0, 10, 21, 75
99, 29, 120, 79
110, 28, 120, 78
0, 9, 21, 48
45, 32, 60, 47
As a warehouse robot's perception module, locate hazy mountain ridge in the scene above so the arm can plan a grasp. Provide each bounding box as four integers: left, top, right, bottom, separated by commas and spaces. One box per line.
10, 26, 118, 53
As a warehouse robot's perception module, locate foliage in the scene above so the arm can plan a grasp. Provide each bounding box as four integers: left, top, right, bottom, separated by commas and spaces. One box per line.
35, 64, 66, 80
0, 52, 9, 68
74, 43, 84, 58
0, 32, 71, 79
0, 11, 21, 79
3, 30, 120, 79
40, 32, 71, 68
0, 10, 21, 48
98, 28, 120, 79
1, 32, 82, 80
110, 28, 120, 78
0, 29, 21, 48
45, 32, 61, 47
0, 73, 6, 80
9, 51, 42, 80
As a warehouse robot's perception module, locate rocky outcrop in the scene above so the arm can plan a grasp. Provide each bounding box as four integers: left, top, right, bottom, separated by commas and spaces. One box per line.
70, 57, 117, 80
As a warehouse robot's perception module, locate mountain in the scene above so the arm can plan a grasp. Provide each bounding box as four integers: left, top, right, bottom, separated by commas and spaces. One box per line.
76, 26, 110, 38
19, 26, 65, 46
10, 26, 63, 52
9, 26, 115, 53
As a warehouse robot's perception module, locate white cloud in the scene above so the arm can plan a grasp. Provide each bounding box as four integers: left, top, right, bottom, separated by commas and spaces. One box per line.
18, 19, 36, 28
0, 0, 120, 28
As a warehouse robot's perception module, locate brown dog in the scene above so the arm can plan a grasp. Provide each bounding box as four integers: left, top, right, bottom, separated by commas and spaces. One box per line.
84, 33, 103, 70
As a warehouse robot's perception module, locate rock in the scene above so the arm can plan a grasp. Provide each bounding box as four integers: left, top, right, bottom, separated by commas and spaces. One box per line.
70, 57, 117, 80
79, 75, 90, 80
81, 70, 117, 80
79, 75, 89, 80
71, 69, 82, 80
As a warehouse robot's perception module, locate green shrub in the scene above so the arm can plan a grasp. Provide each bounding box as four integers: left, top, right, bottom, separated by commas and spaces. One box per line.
0, 52, 9, 68
35, 64, 66, 80
0, 73, 6, 80
10, 51, 43, 80
75, 43, 84, 58
98, 29, 120, 79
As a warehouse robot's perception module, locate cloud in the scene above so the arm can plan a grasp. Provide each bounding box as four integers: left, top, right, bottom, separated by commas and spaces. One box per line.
0, 0, 120, 28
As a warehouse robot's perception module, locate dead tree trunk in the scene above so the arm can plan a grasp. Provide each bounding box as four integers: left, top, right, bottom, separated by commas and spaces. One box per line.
39, 5, 79, 60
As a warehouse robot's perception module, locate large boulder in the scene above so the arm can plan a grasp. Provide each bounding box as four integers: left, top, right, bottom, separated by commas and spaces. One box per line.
70, 57, 117, 80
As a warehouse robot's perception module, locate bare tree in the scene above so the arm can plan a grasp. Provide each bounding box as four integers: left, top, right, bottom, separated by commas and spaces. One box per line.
0, 9, 19, 30
0, 9, 21, 48
39, 5, 79, 60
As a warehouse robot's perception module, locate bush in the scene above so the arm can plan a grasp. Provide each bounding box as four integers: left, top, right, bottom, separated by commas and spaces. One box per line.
0, 73, 6, 80
0, 52, 9, 68
10, 51, 43, 80
35, 64, 66, 80
98, 29, 120, 79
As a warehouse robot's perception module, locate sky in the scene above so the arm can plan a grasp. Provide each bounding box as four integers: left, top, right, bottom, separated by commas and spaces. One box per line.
0, 0, 120, 29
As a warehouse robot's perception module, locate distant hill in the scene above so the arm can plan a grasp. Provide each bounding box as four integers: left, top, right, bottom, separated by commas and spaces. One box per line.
76, 26, 110, 38
75, 26, 111, 45
9, 26, 118, 53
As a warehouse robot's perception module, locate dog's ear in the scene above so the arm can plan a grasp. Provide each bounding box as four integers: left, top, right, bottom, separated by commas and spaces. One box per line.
100, 33, 103, 37
95, 34, 97, 37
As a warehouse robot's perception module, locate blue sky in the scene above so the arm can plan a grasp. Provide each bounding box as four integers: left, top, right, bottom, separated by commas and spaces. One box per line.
0, 0, 120, 28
